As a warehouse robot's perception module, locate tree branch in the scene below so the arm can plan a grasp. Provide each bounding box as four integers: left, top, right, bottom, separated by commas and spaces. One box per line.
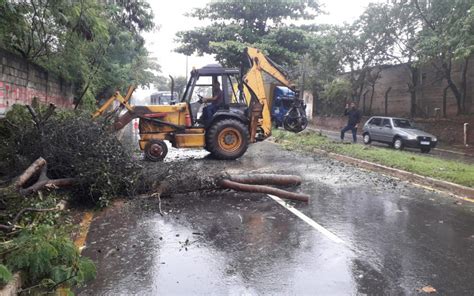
19, 178, 78, 196
413, 0, 436, 32
0, 207, 59, 232
14, 157, 47, 190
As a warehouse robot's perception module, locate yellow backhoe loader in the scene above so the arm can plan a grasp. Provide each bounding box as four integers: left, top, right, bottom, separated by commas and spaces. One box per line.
93, 47, 307, 161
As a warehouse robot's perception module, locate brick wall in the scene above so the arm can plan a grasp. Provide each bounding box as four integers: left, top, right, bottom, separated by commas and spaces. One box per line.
356, 56, 474, 117
0, 49, 74, 116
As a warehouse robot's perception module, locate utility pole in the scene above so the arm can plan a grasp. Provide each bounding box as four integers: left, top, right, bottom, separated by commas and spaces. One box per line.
300, 54, 309, 100
185, 56, 189, 81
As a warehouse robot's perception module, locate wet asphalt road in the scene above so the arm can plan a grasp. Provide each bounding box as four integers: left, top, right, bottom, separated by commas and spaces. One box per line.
76, 139, 474, 295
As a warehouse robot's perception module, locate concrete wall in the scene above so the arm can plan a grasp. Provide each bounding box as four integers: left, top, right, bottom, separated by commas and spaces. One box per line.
0, 49, 74, 116
357, 56, 474, 117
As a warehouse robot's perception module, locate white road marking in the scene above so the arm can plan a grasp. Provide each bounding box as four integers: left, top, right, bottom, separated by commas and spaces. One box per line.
268, 194, 346, 245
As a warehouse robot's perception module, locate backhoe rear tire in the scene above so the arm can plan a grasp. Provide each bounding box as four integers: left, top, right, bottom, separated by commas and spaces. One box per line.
206, 119, 249, 160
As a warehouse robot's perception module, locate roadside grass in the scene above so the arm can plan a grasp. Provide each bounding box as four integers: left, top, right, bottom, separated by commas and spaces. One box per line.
272, 129, 474, 188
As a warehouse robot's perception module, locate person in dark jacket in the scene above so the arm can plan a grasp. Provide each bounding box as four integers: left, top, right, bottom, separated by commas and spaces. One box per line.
200, 81, 224, 125
341, 102, 361, 143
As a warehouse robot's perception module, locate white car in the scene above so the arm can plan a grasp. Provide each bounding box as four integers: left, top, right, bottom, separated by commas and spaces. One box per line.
362, 117, 438, 153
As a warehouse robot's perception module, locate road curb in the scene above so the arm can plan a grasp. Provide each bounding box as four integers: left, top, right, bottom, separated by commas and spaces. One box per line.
271, 138, 474, 200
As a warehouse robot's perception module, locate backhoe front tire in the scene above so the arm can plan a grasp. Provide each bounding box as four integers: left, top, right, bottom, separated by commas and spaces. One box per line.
144, 139, 168, 162
206, 119, 249, 160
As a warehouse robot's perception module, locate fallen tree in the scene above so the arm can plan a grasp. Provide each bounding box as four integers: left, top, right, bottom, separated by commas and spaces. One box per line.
0, 102, 309, 233
1, 157, 308, 232
147, 171, 308, 202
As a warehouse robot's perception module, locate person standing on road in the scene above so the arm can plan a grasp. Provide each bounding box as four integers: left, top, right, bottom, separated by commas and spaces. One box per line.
341, 102, 361, 143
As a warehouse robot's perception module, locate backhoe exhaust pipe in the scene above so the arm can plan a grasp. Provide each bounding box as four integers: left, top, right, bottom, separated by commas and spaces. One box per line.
169, 75, 175, 104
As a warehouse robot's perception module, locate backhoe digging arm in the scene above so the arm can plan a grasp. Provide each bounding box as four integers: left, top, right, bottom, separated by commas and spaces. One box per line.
92, 85, 138, 131
92, 85, 136, 119
243, 47, 298, 138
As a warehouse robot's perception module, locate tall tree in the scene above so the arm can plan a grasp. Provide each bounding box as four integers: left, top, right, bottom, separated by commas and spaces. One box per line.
0, 0, 158, 109
175, 0, 320, 67
414, 0, 474, 115
338, 3, 393, 104
386, 1, 423, 117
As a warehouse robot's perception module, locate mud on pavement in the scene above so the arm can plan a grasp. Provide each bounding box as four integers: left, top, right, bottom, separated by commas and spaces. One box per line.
76, 140, 474, 295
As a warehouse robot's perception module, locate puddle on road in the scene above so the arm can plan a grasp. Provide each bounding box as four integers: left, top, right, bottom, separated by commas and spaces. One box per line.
77, 194, 363, 295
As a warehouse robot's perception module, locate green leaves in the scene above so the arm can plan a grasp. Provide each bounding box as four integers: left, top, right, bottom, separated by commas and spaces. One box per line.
76, 258, 97, 283
175, 0, 320, 67
0, 0, 157, 109
0, 264, 13, 286
415, 0, 474, 61
1, 225, 96, 290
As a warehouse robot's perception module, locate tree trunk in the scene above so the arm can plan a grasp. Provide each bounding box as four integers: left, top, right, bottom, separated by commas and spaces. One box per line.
6, 158, 310, 204
14, 157, 47, 189
442, 85, 449, 118
19, 178, 77, 196
460, 57, 469, 113
362, 90, 369, 115
74, 83, 90, 110
219, 179, 309, 202
442, 59, 463, 115
409, 65, 418, 118
384, 87, 392, 116
368, 84, 376, 115
356, 71, 367, 103
227, 174, 302, 186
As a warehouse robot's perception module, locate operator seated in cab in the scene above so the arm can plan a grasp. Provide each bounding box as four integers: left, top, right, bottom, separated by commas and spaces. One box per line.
199, 80, 223, 125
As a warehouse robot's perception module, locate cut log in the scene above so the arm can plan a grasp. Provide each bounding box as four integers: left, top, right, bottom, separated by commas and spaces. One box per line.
219, 179, 309, 202
14, 157, 46, 189
19, 178, 77, 196
9, 157, 78, 196
227, 174, 302, 186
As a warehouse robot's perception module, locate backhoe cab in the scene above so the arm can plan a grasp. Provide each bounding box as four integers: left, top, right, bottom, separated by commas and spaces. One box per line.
180, 64, 263, 159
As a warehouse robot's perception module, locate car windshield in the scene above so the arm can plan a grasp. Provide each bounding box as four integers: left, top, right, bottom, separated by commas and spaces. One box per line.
393, 119, 413, 128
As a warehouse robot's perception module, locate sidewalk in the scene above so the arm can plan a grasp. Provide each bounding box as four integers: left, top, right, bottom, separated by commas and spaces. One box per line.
307, 124, 474, 164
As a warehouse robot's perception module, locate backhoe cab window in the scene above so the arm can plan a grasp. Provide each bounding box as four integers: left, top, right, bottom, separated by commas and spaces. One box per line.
189, 76, 222, 103
227, 75, 245, 104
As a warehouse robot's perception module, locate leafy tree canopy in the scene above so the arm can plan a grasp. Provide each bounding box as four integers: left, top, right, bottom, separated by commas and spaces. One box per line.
0, 0, 157, 109
175, 0, 321, 67
415, 0, 474, 62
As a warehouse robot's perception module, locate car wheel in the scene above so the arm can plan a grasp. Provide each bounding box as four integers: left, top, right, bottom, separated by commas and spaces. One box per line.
363, 133, 371, 145
393, 137, 404, 150
420, 147, 431, 153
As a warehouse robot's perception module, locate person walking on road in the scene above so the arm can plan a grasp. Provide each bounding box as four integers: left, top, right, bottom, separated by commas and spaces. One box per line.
341, 102, 361, 143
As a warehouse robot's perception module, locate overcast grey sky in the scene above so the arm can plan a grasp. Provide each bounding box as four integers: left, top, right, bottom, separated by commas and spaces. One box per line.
136, 0, 382, 99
